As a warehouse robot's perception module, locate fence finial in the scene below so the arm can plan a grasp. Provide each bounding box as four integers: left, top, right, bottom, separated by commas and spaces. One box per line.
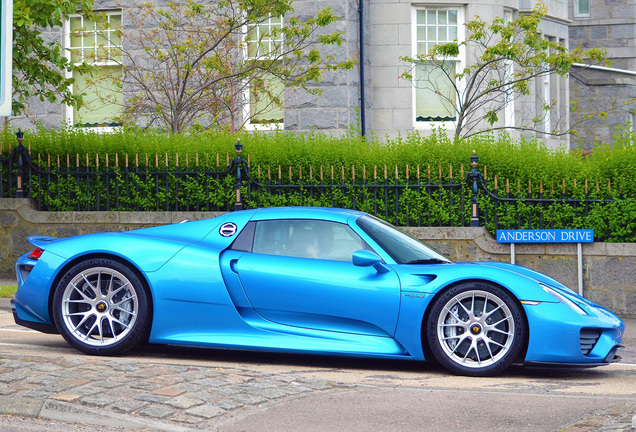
16, 129, 24, 147
15, 129, 26, 197
468, 150, 480, 227
233, 139, 244, 211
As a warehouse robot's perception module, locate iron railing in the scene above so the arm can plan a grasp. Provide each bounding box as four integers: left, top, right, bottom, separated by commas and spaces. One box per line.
0, 131, 628, 240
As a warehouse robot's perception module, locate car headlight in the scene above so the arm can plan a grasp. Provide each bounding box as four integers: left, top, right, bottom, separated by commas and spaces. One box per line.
540, 283, 588, 315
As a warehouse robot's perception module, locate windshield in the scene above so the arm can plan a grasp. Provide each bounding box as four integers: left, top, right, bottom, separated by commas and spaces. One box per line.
356, 215, 453, 265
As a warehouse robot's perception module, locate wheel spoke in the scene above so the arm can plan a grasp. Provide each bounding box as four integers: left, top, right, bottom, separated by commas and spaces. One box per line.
488, 316, 511, 327
106, 316, 119, 342
68, 312, 92, 331
80, 274, 99, 298
71, 282, 92, 301
487, 327, 513, 337
484, 304, 504, 319
456, 298, 471, 317
443, 305, 466, 323
110, 315, 133, 330
112, 294, 136, 308
483, 337, 495, 359
482, 293, 490, 316
109, 283, 130, 299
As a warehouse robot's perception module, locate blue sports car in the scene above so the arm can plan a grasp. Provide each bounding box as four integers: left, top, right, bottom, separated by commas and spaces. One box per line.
12, 207, 624, 376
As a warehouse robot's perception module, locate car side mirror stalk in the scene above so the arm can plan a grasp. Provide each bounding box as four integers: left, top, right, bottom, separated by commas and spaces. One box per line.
352, 250, 390, 273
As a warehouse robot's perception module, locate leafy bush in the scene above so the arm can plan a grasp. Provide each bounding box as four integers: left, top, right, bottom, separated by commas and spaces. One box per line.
1, 124, 635, 241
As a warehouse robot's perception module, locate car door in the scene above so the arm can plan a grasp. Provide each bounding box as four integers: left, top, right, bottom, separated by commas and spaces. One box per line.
232, 219, 401, 337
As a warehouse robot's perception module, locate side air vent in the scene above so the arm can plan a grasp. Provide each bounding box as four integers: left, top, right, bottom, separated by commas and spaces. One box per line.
580, 329, 602, 356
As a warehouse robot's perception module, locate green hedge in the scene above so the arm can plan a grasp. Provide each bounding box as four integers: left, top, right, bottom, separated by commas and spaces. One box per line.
1, 125, 635, 241
2, 125, 635, 191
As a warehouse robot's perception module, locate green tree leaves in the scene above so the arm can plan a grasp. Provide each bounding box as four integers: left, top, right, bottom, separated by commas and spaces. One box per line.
12, 0, 96, 115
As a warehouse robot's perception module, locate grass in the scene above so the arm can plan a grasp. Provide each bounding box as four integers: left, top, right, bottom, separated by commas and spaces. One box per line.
0, 285, 17, 298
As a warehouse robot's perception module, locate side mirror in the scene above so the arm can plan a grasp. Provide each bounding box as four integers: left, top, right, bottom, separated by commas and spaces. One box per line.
352, 250, 390, 273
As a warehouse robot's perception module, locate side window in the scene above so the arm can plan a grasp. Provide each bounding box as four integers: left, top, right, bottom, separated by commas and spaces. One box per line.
252, 220, 366, 261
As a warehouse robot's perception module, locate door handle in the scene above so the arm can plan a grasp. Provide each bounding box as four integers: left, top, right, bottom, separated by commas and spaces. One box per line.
229, 259, 239, 274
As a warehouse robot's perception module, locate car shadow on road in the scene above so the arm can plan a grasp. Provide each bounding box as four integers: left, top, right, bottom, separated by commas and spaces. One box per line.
131, 343, 625, 380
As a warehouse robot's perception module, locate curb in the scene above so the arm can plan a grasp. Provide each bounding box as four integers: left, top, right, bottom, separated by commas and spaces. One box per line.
0, 298, 10, 311
0, 396, 192, 432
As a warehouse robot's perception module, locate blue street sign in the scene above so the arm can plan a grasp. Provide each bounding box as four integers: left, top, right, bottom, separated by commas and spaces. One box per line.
496, 229, 594, 243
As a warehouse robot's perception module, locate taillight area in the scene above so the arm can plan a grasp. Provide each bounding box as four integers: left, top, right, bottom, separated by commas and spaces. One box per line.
28, 247, 44, 260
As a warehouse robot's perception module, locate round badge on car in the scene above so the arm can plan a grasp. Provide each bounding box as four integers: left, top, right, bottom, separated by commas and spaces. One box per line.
219, 222, 238, 237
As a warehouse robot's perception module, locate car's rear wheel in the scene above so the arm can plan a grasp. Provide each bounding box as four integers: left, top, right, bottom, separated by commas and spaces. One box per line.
426, 282, 526, 376
52, 258, 150, 355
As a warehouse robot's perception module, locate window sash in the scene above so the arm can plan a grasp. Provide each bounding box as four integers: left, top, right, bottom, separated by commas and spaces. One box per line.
72, 66, 123, 127
574, 0, 591, 17
250, 72, 284, 124
246, 15, 283, 60
415, 62, 457, 122
415, 9, 459, 56
69, 13, 121, 65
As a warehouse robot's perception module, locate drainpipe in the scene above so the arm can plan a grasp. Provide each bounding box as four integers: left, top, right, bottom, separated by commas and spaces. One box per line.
358, 0, 366, 138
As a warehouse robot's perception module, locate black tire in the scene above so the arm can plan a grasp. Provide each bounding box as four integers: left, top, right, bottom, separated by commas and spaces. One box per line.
426, 282, 526, 376
52, 258, 151, 356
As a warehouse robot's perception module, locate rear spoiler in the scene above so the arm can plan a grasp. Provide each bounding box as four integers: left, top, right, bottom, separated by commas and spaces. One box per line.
27, 236, 59, 250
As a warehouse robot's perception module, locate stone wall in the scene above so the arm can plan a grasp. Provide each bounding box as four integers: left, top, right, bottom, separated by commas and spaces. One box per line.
1, 198, 634, 317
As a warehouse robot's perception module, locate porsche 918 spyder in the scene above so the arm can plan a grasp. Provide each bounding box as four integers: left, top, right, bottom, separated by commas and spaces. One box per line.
12, 207, 624, 376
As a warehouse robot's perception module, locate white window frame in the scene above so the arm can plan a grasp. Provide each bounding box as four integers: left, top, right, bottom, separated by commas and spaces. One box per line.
411, 6, 465, 131
574, 0, 591, 18
243, 14, 284, 131
543, 66, 551, 133
503, 10, 515, 129
63, 11, 123, 133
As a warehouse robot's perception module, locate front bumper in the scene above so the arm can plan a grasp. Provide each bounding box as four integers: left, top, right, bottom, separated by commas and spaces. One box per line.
523, 300, 625, 366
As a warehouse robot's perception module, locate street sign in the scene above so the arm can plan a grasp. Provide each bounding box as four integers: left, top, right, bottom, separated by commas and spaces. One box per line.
0, 0, 13, 116
496, 229, 594, 243
496, 229, 594, 297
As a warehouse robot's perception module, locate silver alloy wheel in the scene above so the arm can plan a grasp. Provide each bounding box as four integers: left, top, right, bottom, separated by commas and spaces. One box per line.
61, 267, 139, 347
436, 290, 515, 369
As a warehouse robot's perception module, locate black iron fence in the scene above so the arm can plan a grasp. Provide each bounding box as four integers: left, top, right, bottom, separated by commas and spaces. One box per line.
0, 131, 629, 241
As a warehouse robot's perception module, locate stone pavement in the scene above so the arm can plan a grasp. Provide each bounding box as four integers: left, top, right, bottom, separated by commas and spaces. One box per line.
1, 349, 635, 432
0, 352, 344, 431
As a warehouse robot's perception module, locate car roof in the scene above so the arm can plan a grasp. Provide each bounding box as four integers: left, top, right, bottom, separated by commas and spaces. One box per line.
250, 206, 365, 223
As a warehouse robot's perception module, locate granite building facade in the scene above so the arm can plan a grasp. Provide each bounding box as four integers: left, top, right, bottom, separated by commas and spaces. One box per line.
12, 0, 635, 149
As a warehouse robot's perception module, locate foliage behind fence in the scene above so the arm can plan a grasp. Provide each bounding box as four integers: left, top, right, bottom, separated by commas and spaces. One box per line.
1, 127, 635, 242
2, 147, 635, 242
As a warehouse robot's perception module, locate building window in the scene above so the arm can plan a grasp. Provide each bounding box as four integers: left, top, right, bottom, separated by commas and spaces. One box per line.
574, 0, 591, 18
413, 7, 463, 125
66, 12, 123, 128
244, 15, 284, 130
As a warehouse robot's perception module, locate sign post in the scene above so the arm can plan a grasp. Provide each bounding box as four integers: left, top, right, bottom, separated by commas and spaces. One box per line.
0, 0, 13, 116
496, 229, 594, 296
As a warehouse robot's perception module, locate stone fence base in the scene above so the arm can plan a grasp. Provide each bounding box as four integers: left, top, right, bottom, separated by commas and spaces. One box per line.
1, 199, 634, 317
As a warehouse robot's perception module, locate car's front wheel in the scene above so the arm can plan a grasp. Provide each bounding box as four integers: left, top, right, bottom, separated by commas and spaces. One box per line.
426, 282, 526, 376
52, 258, 151, 355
